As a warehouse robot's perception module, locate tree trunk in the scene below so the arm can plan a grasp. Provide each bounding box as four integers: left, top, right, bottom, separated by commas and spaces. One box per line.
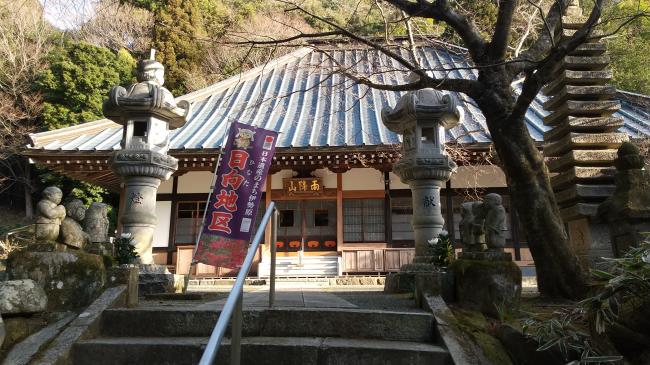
476, 87, 589, 299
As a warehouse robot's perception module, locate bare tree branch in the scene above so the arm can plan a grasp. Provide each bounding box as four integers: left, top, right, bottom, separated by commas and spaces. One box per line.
385, 0, 488, 61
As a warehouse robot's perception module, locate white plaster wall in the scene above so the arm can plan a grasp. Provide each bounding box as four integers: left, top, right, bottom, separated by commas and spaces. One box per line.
154, 201, 171, 248
271, 169, 296, 189
342, 168, 384, 190
312, 168, 337, 188
178, 171, 214, 193
450, 165, 507, 189
388, 172, 409, 189
159, 178, 173, 194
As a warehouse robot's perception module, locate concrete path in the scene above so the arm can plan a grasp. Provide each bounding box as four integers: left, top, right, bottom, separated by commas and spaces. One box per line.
197, 288, 357, 309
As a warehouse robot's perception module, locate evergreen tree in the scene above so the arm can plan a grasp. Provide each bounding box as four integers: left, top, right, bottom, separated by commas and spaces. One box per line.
151, 0, 207, 95
35, 41, 135, 130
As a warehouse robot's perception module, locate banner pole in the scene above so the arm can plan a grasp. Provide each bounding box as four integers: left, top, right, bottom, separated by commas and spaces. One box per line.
183, 122, 232, 293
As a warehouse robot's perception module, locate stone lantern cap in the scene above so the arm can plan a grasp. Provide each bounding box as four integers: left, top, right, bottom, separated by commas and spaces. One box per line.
103, 49, 190, 130
381, 84, 461, 134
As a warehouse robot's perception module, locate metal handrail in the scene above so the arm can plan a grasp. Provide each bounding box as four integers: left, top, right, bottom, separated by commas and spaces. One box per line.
198, 202, 278, 365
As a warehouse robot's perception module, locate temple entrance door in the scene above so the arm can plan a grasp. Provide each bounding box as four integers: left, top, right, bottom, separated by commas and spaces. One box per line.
275, 200, 337, 253
303, 200, 337, 252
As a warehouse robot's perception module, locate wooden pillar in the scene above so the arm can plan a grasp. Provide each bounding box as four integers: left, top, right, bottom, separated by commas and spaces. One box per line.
336, 173, 344, 250
166, 176, 178, 265
384, 171, 392, 246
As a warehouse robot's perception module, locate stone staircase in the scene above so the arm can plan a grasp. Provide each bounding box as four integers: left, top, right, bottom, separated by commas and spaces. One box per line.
72, 306, 451, 365
257, 255, 338, 277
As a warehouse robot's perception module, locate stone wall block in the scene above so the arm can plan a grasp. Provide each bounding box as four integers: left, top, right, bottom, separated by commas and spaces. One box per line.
0, 280, 47, 314
6, 251, 105, 311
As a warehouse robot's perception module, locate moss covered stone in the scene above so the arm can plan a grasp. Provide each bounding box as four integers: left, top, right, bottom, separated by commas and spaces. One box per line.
6, 251, 105, 311
449, 258, 522, 318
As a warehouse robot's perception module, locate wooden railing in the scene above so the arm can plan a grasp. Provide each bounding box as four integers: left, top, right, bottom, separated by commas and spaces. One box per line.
341, 248, 415, 273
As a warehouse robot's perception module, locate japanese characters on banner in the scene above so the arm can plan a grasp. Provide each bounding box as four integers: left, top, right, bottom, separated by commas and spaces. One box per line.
193, 122, 278, 269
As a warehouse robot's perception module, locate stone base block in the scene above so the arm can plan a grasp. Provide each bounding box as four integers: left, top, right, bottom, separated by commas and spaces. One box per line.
384, 269, 453, 304
138, 264, 174, 296
107, 266, 139, 307
7, 250, 105, 311
384, 272, 416, 294
414, 272, 454, 306
567, 217, 614, 266
449, 258, 522, 318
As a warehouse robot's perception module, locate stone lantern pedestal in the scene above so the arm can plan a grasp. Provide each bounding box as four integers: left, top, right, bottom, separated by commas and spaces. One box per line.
380, 81, 460, 302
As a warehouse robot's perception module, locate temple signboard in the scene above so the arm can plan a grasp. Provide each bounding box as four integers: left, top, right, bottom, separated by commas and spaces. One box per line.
284, 178, 323, 196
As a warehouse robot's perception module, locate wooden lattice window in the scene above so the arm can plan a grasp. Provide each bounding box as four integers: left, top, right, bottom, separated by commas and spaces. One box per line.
343, 199, 385, 242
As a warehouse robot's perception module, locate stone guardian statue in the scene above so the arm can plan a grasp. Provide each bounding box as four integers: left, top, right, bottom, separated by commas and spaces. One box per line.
83, 202, 110, 243
35, 186, 66, 242
60, 199, 90, 248
459, 202, 479, 251
484, 193, 507, 251
471, 201, 486, 249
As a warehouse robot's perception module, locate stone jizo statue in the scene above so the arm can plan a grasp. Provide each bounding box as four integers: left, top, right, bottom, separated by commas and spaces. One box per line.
83, 202, 110, 243
484, 193, 507, 251
460, 202, 481, 251
60, 199, 90, 249
35, 186, 66, 242
471, 201, 486, 248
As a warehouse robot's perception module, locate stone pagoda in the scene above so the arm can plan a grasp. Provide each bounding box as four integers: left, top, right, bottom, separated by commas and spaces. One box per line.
104, 50, 190, 265
542, 1, 628, 264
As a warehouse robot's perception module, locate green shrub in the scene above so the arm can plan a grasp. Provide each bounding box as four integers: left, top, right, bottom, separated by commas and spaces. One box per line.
114, 234, 139, 265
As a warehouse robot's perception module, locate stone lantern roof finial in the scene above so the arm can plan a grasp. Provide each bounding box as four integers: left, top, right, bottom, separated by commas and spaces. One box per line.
136, 48, 165, 86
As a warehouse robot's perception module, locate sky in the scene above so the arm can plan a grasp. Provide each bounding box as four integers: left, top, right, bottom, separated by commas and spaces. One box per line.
40, 0, 96, 29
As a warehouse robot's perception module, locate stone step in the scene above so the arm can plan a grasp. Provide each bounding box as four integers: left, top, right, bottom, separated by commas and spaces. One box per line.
570, 42, 608, 56
550, 166, 616, 189
554, 184, 616, 204
542, 85, 616, 111
258, 267, 338, 277
562, 55, 610, 71
543, 132, 628, 157
100, 307, 435, 342
545, 149, 618, 172
73, 336, 450, 365
562, 15, 588, 29
272, 256, 338, 261
562, 28, 603, 42
543, 70, 613, 95
543, 116, 624, 141
543, 100, 620, 127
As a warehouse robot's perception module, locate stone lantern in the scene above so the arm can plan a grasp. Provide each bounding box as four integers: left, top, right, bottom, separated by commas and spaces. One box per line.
104, 50, 190, 264
381, 79, 460, 267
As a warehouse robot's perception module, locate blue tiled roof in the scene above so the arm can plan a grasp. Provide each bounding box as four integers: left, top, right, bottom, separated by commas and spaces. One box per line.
29, 45, 650, 152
